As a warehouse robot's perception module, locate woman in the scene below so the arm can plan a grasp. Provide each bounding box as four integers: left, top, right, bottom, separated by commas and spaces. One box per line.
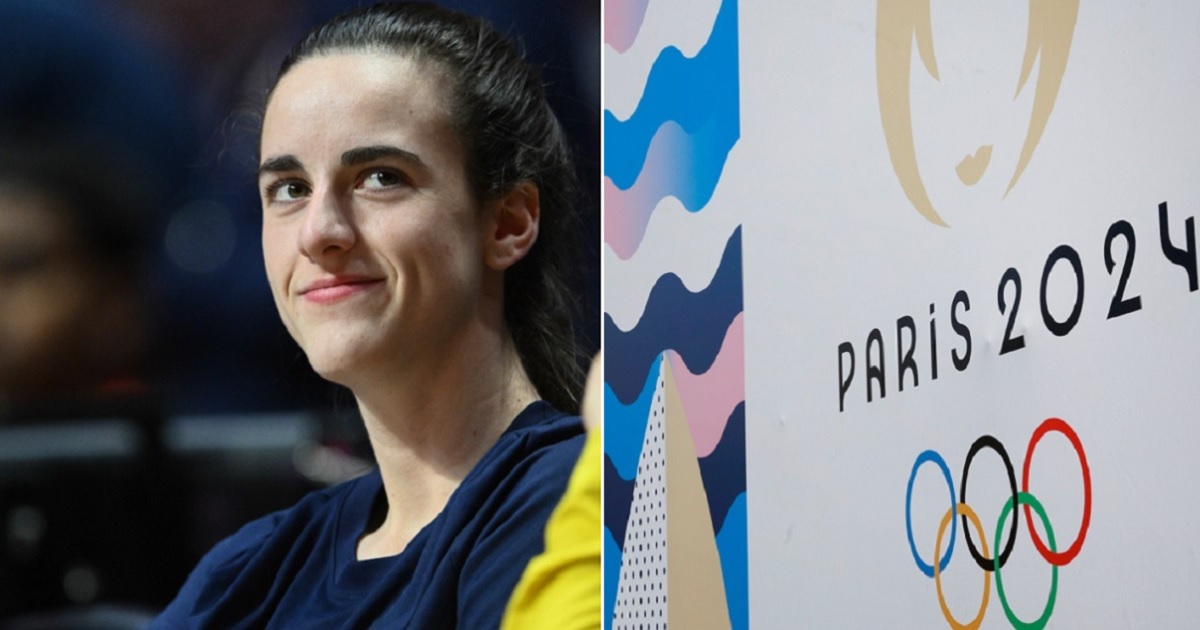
153, 3, 589, 627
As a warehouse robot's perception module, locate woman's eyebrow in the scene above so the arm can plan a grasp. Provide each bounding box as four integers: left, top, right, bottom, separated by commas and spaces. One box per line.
341, 145, 424, 167
258, 154, 304, 178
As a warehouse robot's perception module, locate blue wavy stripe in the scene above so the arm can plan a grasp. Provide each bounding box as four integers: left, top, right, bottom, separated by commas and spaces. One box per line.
604, 527, 622, 630
715, 492, 748, 630
603, 452, 636, 547
604, 226, 743, 404
603, 356, 660, 480
698, 401, 746, 534
603, 0, 739, 190
663, 113, 739, 212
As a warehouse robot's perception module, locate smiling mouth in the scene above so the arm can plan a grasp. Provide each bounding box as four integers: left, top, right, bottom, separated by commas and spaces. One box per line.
300, 279, 382, 304
955, 144, 993, 186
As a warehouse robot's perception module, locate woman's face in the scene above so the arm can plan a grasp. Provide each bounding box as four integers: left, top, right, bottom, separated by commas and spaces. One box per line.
259, 52, 486, 382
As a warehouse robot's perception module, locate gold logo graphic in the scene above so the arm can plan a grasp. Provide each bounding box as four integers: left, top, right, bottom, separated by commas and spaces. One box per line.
877, 0, 1079, 226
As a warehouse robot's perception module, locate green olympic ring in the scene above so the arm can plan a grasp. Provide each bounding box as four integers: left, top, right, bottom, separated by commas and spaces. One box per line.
994, 492, 1058, 630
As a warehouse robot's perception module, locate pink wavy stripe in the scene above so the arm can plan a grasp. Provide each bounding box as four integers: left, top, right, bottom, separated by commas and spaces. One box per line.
605, 0, 651, 53
667, 312, 744, 458
604, 122, 695, 259
603, 176, 639, 260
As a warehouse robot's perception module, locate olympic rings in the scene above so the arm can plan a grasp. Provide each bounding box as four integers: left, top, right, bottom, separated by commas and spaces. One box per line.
960, 435, 1018, 571
934, 503, 989, 630
1023, 417, 1091, 566
906, 450, 956, 578
905, 418, 1089, 629
995, 492, 1057, 630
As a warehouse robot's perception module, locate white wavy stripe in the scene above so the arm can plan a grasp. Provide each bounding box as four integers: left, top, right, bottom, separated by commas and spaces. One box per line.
605, 194, 741, 331
603, 0, 725, 121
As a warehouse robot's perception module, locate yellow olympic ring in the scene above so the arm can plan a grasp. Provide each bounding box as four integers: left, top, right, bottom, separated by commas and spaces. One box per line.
934, 503, 990, 630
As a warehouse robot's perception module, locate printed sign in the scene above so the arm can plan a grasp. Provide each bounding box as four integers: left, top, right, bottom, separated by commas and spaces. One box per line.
738, 1, 1200, 627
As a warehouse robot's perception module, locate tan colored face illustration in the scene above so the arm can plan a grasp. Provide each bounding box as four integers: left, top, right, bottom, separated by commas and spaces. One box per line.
877, 0, 1079, 226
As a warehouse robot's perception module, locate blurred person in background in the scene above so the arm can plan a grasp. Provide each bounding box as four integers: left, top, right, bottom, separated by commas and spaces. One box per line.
0, 139, 174, 625
0, 0, 193, 415
0, 144, 152, 414
0, 0, 196, 623
152, 3, 594, 627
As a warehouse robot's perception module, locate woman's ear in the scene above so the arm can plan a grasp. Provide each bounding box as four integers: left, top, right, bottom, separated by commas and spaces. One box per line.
484, 181, 540, 271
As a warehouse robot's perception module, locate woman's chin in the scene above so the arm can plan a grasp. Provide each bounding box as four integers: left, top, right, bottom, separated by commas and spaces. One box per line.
303, 346, 366, 388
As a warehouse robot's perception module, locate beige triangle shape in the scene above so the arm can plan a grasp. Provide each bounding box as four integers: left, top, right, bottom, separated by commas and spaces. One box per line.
664, 358, 731, 629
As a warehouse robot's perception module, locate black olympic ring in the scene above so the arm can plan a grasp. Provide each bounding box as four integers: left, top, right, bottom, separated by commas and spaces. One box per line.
959, 435, 1018, 572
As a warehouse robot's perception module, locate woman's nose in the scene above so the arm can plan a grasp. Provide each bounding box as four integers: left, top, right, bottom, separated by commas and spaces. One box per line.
298, 188, 356, 259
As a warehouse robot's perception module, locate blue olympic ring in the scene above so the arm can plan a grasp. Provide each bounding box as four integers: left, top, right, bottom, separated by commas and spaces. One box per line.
905, 450, 956, 578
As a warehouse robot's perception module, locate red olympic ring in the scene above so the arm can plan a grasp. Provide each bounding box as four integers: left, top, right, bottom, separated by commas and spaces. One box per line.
1021, 417, 1091, 566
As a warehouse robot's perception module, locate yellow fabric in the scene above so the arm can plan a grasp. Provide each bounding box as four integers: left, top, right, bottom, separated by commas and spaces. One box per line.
501, 428, 601, 629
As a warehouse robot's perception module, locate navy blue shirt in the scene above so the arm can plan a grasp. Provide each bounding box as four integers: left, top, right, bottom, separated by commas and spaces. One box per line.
152, 402, 584, 629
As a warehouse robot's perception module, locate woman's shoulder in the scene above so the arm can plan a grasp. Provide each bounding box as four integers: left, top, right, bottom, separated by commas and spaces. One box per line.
503, 400, 585, 449
436, 402, 587, 628
432, 401, 584, 537
491, 401, 587, 481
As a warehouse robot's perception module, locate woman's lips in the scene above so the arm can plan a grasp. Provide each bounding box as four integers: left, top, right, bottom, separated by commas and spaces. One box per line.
299, 278, 383, 304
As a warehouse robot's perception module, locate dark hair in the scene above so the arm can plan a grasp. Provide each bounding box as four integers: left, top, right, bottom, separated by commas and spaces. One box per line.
268, 2, 584, 411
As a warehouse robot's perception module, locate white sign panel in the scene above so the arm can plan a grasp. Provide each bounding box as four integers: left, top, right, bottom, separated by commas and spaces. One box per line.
739, 1, 1200, 628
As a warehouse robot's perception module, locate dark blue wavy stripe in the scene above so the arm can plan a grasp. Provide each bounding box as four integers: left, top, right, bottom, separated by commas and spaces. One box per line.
603, 527, 622, 630
604, 226, 743, 404
603, 452, 636, 547
698, 401, 746, 534
604, 357, 659, 481
603, 0, 740, 189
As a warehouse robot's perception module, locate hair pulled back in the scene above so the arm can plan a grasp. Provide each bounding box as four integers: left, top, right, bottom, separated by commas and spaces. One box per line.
269, 2, 584, 411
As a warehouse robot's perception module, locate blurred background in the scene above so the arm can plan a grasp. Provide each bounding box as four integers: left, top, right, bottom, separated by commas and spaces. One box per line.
0, 0, 598, 625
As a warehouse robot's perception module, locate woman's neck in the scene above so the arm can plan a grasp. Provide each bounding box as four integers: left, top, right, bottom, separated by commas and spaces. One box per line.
351, 325, 538, 560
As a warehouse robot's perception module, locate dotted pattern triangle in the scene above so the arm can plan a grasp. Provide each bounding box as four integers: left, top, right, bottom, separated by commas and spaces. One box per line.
612, 360, 667, 628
